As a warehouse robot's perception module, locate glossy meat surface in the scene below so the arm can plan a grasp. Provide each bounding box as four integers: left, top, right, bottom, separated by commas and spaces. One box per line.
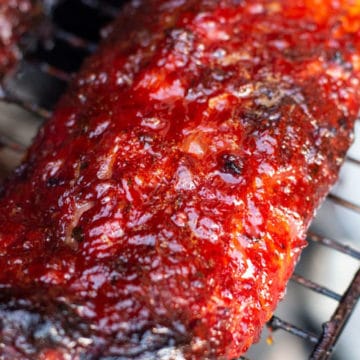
1, 0, 360, 359
0, 0, 40, 77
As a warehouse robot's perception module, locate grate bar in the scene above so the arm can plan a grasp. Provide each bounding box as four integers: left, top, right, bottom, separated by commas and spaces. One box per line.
268, 316, 319, 344
3, 96, 52, 120
327, 193, 360, 213
346, 156, 360, 166
310, 268, 360, 359
27, 59, 72, 83
307, 231, 360, 260
0, 134, 26, 153
53, 25, 98, 53
79, 0, 119, 18
291, 273, 342, 301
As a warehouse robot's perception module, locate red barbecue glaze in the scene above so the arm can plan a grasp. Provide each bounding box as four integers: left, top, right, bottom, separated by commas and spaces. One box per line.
0, 0, 40, 77
0, 1, 360, 359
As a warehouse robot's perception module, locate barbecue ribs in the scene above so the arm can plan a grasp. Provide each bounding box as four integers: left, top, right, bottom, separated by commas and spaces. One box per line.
0, 0, 360, 359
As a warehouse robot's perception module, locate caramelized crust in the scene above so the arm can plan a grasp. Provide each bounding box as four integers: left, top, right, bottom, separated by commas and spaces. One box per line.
0, 1, 360, 359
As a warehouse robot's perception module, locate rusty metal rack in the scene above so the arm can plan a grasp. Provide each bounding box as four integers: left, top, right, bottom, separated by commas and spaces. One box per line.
0, 0, 359, 359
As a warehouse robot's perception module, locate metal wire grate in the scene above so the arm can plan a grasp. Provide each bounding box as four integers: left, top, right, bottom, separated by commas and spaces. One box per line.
0, 1, 359, 359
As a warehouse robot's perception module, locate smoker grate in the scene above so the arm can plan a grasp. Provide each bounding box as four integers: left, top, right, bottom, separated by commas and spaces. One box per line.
0, 1, 359, 359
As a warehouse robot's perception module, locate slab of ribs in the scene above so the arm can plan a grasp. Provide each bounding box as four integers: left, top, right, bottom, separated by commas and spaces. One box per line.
0, 0, 359, 359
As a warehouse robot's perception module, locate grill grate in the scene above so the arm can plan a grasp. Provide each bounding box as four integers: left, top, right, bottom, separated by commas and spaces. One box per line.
0, 1, 359, 359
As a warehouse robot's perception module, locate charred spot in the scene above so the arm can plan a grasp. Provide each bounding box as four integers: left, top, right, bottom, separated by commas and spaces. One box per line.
81, 124, 89, 135
338, 117, 348, 128
80, 161, 89, 170
0, 290, 94, 355
124, 203, 132, 214
211, 68, 231, 82
113, 256, 129, 273
174, 195, 183, 210
166, 27, 194, 49
0, 184, 5, 199
46, 177, 63, 187
240, 109, 262, 124
342, 62, 353, 72
331, 51, 353, 71
72, 226, 85, 243
13, 163, 30, 181
332, 51, 345, 65
110, 273, 120, 285
188, 318, 202, 331
220, 153, 243, 176
278, 240, 286, 250
139, 133, 153, 144
310, 163, 320, 177
240, 107, 280, 130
